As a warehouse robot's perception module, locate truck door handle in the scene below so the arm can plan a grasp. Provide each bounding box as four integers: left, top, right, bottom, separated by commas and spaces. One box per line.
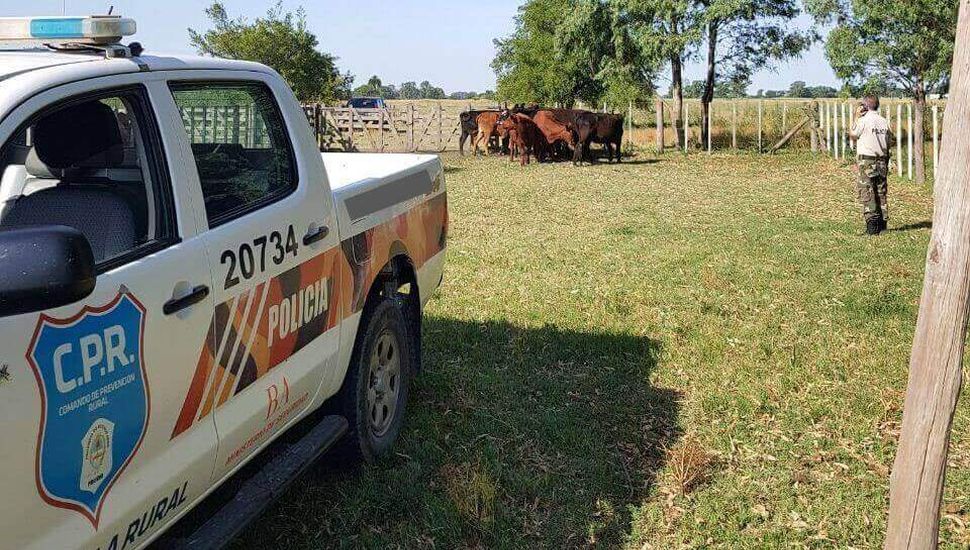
303, 225, 330, 246
164, 285, 210, 315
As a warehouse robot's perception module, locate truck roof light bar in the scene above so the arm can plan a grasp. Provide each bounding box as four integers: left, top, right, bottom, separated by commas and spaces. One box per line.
0, 16, 136, 46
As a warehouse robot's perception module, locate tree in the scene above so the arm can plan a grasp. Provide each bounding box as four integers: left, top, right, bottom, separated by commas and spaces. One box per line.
694, 0, 812, 144
806, 0, 958, 184
492, 0, 588, 105
788, 80, 808, 97
418, 81, 447, 100
556, 0, 658, 107
189, 2, 351, 103
684, 76, 748, 97
398, 81, 421, 99
884, 4, 969, 546
624, 0, 703, 149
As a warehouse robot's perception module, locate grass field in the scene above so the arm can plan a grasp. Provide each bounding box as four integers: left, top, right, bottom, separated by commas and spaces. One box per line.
233, 150, 970, 548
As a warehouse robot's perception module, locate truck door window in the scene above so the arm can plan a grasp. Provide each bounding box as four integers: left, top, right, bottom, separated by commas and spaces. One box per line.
0, 87, 175, 269
169, 82, 297, 228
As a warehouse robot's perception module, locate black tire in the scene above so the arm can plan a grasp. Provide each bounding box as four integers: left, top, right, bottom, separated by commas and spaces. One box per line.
337, 298, 414, 463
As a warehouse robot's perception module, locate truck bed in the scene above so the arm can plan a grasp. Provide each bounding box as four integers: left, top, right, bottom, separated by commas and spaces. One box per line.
323, 152, 444, 237
322, 152, 439, 191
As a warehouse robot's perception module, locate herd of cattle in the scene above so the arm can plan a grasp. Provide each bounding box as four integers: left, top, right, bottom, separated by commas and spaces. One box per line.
458, 105, 625, 166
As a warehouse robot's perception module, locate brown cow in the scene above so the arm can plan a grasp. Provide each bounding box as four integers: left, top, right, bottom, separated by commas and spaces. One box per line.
500, 113, 547, 166
472, 111, 501, 156
532, 110, 577, 158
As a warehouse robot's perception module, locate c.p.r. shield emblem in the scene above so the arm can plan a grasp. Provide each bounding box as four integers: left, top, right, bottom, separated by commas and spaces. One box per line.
26, 291, 150, 529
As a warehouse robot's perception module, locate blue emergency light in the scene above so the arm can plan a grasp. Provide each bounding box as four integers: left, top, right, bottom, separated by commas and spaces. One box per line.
0, 16, 136, 44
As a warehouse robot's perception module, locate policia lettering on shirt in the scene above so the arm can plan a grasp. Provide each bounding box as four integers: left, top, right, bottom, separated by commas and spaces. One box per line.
849, 95, 895, 236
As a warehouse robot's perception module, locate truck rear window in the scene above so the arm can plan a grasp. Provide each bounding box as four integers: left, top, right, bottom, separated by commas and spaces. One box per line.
170, 82, 296, 228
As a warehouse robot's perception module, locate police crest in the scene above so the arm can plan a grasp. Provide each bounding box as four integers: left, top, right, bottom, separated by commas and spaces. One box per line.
26, 291, 150, 528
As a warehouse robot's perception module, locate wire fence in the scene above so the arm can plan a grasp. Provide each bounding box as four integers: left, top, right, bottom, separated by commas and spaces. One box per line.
176, 98, 946, 183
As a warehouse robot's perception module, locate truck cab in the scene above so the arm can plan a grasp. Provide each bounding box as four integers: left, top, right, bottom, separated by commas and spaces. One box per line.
0, 16, 447, 550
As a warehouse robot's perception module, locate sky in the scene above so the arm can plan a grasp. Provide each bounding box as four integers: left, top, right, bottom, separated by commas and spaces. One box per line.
2, 0, 840, 94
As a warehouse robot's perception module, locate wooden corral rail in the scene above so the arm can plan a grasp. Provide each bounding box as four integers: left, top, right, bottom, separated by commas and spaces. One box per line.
302, 103, 480, 153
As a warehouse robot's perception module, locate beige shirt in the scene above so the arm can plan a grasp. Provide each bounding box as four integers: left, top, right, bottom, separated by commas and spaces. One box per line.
851, 111, 891, 158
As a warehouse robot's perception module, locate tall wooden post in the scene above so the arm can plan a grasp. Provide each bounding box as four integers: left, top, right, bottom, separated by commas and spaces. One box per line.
933, 104, 940, 184
655, 98, 665, 154
886, 3, 970, 546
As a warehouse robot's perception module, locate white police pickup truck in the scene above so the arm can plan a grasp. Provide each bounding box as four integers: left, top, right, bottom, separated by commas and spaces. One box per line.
0, 16, 447, 550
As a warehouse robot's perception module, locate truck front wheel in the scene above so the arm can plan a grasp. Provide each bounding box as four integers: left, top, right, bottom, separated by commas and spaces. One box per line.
338, 298, 414, 462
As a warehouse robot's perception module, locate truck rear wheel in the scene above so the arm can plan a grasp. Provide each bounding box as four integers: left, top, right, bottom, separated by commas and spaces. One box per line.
338, 298, 414, 462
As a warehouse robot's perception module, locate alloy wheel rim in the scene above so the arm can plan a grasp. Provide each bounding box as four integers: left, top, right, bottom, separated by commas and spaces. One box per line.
367, 329, 401, 437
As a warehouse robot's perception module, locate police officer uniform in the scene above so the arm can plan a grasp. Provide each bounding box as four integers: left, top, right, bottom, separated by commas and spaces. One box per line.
850, 106, 892, 235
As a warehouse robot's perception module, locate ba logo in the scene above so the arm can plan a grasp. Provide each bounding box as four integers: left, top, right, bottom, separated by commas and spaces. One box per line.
26, 291, 150, 529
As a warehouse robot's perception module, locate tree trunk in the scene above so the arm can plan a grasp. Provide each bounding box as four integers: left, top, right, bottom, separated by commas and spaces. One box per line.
914, 82, 928, 185
701, 22, 718, 146
671, 53, 684, 150
885, 3, 970, 547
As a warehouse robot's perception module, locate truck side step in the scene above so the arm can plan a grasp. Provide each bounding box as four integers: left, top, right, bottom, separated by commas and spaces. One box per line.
157, 414, 348, 550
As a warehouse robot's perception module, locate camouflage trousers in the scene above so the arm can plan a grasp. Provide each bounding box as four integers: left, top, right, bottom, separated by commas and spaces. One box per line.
857, 157, 889, 222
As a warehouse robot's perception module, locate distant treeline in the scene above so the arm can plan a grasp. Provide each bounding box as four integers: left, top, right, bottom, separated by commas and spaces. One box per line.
351, 75, 496, 101
676, 80, 904, 100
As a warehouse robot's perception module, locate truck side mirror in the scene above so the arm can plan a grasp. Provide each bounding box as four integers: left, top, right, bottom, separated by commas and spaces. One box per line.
0, 226, 96, 317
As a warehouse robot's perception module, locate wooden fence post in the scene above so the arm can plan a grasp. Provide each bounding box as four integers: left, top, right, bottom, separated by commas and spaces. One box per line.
314, 104, 321, 150
908, 103, 914, 180
656, 98, 665, 154
839, 102, 850, 160
758, 101, 763, 153
437, 102, 443, 152
732, 102, 737, 150
933, 104, 940, 184
408, 105, 415, 152
832, 102, 839, 160
707, 102, 713, 154
885, 4, 970, 546
811, 101, 819, 154
684, 102, 690, 153
835, 102, 841, 160
825, 102, 832, 153
782, 103, 788, 133
897, 103, 904, 177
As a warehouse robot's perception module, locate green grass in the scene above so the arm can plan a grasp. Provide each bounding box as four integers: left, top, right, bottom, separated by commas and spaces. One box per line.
232, 150, 970, 548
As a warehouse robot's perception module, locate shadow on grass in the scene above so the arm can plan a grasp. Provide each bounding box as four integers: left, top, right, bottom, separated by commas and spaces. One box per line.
230, 316, 680, 548
890, 220, 932, 232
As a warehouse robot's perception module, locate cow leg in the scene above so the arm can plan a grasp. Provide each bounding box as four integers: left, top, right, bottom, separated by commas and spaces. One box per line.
459, 130, 468, 156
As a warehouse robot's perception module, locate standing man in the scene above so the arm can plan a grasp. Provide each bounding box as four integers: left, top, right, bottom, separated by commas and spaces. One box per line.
849, 95, 893, 235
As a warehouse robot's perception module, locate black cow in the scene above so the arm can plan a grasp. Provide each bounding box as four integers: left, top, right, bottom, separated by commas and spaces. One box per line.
573, 112, 624, 164
459, 109, 500, 155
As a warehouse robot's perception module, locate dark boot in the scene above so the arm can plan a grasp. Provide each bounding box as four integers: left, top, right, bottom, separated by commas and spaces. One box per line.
865, 218, 881, 235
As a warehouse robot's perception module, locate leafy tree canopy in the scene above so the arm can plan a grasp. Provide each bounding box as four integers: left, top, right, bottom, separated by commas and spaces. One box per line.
492, 0, 582, 105
189, 2, 351, 103
804, 0, 956, 97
